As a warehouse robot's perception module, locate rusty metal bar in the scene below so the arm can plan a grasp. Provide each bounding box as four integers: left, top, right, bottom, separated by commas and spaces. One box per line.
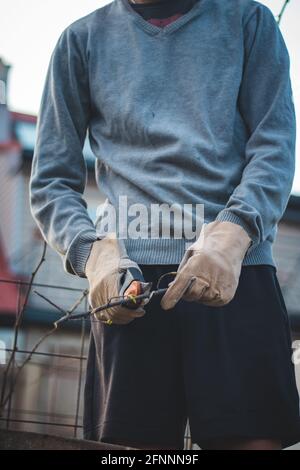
0, 417, 83, 429
73, 310, 87, 438
4, 277, 23, 429
0, 278, 84, 293
0, 348, 87, 361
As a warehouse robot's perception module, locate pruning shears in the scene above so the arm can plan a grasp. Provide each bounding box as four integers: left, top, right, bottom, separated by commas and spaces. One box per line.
54, 270, 177, 326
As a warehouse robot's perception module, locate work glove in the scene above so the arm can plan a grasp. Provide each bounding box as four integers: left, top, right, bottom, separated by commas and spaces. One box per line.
161, 221, 252, 309
85, 233, 146, 325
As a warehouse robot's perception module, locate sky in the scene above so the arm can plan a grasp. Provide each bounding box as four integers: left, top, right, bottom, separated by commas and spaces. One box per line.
1, 0, 299, 194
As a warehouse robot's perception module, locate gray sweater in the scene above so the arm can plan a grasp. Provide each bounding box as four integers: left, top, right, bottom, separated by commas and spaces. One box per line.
29, 0, 296, 277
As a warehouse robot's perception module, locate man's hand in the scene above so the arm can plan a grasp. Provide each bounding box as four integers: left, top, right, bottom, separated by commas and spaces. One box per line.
161, 221, 251, 309
85, 234, 145, 325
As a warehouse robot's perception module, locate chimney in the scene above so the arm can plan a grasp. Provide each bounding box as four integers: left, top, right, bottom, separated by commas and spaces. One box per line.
0, 57, 12, 143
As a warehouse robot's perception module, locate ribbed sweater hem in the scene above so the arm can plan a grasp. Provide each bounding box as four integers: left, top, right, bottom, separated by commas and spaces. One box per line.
123, 238, 275, 267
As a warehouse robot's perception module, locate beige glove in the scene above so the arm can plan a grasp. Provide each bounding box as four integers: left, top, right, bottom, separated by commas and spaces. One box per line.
85, 233, 145, 325
161, 221, 251, 309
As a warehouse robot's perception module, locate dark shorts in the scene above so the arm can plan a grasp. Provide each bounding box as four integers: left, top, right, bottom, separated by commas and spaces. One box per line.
83, 265, 300, 449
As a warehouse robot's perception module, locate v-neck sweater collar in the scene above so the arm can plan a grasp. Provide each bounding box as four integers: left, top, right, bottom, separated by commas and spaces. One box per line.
118, 0, 205, 36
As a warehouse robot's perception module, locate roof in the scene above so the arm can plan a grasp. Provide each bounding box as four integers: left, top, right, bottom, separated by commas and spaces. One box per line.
274, 221, 300, 330
283, 195, 300, 223
0, 139, 21, 152
10, 111, 96, 170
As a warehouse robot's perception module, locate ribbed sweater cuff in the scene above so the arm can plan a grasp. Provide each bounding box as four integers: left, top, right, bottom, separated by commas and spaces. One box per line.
215, 210, 255, 240
64, 229, 99, 278
215, 209, 260, 257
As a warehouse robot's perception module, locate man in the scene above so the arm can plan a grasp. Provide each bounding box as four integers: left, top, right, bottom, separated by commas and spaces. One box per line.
30, 0, 300, 449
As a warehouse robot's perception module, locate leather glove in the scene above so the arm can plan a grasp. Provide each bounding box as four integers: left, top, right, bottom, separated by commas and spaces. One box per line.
85, 233, 146, 325
161, 221, 251, 309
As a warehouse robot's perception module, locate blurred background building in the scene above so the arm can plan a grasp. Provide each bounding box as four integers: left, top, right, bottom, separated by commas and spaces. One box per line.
0, 57, 102, 439
0, 54, 300, 448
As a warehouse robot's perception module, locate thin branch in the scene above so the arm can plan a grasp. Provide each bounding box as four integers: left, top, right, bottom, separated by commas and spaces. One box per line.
33, 290, 69, 316
0, 327, 57, 410
277, 0, 291, 24
0, 241, 47, 413
0, 285, 89, 413
33, 287, 89, 318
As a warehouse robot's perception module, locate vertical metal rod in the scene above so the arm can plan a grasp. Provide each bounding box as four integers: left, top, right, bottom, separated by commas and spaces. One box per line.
0, 243, 47, 413
5, 281, 22, 428
73, 297, 87, 438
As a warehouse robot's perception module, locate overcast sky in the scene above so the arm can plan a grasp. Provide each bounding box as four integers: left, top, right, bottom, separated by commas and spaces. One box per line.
1, 0, 299, 194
